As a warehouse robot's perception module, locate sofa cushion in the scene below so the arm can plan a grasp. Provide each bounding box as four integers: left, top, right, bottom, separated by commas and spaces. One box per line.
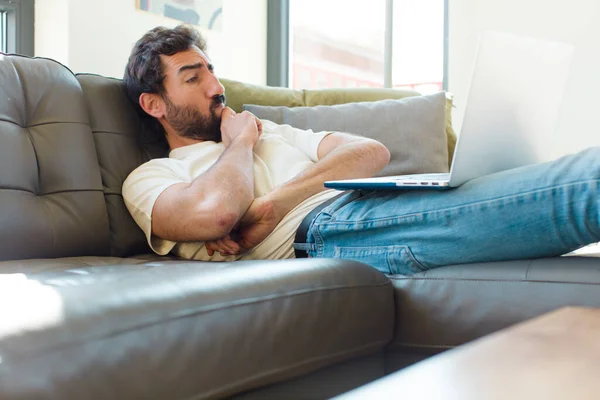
221, 78, 305, 113
389, 257, 600, 354
0, 259, 394, 399
244, 93, 450, 176
222, 78, 457, 167
0, 254, 186, 274
76, 74, 154, 257
0, 55, 110, 261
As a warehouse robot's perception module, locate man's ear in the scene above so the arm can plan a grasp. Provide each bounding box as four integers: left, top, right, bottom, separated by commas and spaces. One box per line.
139, 92, 166, 119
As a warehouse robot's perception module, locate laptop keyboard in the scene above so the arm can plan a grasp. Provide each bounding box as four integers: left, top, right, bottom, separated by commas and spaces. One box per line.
393, 173, 450, 181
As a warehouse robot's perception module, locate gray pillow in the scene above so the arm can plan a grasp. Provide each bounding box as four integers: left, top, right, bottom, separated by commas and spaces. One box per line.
243, 92, 449, 176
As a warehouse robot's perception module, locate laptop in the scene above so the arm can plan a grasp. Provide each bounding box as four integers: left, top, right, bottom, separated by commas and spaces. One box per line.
325, 31, 574, 190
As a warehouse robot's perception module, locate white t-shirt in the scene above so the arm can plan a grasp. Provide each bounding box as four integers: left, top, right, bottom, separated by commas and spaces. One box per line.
122, 120, 339, 261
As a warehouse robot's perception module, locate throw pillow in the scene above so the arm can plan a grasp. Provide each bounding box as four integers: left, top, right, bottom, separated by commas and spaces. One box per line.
243, 92, 449, 176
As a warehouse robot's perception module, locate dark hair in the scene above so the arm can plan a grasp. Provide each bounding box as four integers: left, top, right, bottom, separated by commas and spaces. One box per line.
123, 25, 207, 154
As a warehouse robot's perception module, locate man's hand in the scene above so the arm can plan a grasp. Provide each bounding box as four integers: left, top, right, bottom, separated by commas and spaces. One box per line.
205, 234, 241, 257
234, 195, 284, 251
220, 107, 263, 148
205, 195, 283, 256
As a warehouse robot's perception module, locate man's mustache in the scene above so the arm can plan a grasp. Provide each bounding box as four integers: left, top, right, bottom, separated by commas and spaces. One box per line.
211, 94, 226, 110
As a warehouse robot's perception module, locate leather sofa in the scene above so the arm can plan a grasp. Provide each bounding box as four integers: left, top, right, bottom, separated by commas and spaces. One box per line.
1, 54, 599, 399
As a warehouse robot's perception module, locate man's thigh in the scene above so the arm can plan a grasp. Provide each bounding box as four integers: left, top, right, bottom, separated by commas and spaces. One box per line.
309, 147, 600, 274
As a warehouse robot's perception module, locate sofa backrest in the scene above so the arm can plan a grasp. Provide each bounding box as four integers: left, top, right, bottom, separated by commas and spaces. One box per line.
0, 54, 457, 262
75, 74, 155, 257
0, 55, 113, 261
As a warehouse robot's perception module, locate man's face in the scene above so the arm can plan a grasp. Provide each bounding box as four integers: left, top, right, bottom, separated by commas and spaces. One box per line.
159, 47, 226, 142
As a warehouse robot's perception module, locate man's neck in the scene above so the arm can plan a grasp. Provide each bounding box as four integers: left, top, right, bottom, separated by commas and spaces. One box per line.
165, 129, 205, 152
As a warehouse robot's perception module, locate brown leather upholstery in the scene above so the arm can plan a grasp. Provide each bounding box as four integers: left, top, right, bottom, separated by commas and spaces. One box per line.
0, 55, 110, 261
388, 256, 600, 369
0, 259, 393, 399
76, 74, 153, 257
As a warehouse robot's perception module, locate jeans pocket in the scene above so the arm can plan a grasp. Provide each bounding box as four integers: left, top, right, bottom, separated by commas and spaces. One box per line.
334, 245, 428, 275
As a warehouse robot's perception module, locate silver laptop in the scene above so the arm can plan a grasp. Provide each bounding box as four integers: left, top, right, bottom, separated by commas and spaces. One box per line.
325, 31, 574, 191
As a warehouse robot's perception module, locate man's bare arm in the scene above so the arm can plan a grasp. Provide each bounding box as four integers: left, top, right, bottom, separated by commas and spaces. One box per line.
224, 133, 390, 252
151, 109, 259, 242
267, 133, 390, 217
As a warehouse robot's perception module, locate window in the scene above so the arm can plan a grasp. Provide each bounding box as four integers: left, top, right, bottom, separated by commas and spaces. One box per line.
0, 0, 35, 56
290, 0, 387, 89
269, 0, 448, 93
0, 10, 7, 53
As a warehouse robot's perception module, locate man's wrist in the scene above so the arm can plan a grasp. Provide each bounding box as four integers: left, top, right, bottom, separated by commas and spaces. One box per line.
229, 131, 257, 148
264, 186, 304, 218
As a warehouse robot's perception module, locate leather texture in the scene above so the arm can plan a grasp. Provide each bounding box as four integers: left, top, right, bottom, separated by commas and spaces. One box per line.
232, 352, 386, 399
0, 259, 394, 399
0, 254, 185, 274
0, 55, 110, 261
390, 256, 600, 352
76, 74, 154, 257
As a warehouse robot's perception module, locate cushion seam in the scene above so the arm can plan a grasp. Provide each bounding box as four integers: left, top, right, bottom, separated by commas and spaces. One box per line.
389, 277, 600, 285
391, 342, 455, 350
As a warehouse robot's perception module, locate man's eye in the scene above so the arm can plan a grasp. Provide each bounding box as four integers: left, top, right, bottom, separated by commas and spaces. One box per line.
186, 76, 198, 83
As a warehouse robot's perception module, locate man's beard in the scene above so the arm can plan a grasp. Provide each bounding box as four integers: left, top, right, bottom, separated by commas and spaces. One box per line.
163, 94, 225, 142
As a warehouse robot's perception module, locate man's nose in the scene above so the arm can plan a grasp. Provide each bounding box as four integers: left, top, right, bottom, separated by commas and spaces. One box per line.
206, 73, 225, 98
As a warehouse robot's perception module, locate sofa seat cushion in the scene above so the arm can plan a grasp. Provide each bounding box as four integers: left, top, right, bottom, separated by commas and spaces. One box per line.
0, 254, 188, 274
0, 259, 393, 399
389, 256, 600, 353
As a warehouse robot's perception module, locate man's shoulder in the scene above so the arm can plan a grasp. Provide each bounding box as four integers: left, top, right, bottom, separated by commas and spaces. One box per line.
130, 156, 179, 175
123, 157, 181, 190
260, 118, 312, 136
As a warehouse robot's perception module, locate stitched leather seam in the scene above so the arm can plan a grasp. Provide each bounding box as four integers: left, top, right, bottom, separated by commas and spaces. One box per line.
391, 342, 455, 350
186, 340, 390, 400
30, 121, 88, 128
92, 130, 130, 136
0, 117, 87, 128
389, 277, 600, 285
0, 188, 103, 195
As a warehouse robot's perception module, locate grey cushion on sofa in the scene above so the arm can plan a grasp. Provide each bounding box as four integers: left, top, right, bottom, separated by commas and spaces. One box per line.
244, 92, 449, 176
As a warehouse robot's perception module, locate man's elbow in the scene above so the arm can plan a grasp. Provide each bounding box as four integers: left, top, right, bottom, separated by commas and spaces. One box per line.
209, 207, 242, 238
193, 199, 240, 239
366, 140, 391, 171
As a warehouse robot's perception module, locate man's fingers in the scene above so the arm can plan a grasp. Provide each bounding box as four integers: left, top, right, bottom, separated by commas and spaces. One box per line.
221, 106, 235, 119
216, 238, 237, 255
221, 237, 240, 253
205, 235, 242, 257
206, 241, 228, 256
255, 117, 263, 135
206, 243, 215, 256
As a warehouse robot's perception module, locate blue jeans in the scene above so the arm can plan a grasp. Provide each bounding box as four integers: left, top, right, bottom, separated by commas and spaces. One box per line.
304, 147, 600, 275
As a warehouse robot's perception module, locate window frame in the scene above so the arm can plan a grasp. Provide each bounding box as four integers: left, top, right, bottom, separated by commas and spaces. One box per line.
0, 0, 34, 56
1, 10, 7, 53
267, 0, 449, 90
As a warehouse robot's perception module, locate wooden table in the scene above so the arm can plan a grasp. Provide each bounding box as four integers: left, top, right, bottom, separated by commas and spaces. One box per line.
336, 307, 600, 400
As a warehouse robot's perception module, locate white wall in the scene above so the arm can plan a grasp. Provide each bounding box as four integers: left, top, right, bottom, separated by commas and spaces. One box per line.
35, 0, 70, 66
448, 0, 600, 157
34, 0, 267, 85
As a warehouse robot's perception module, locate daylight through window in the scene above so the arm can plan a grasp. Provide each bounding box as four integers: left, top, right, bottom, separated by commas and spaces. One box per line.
289, 0, 446, 93
0, 11, 7, 53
